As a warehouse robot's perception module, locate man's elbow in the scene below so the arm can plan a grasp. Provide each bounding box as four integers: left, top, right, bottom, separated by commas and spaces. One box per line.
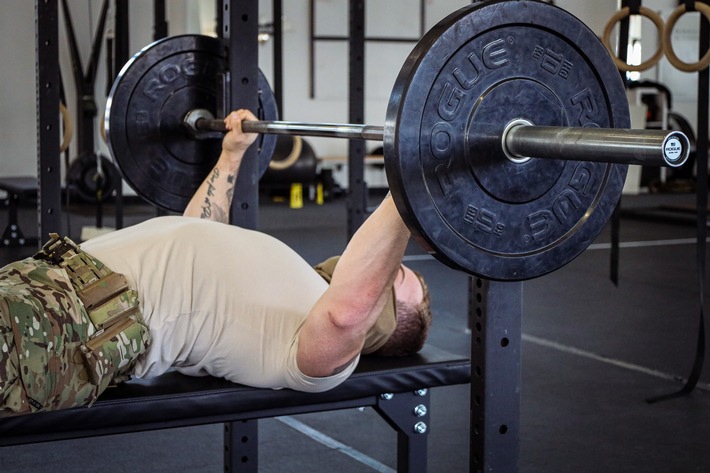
326, 303, 375, 333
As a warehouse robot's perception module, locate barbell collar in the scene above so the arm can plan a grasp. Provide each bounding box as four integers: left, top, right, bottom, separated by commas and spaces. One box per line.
504, 124, 690, 168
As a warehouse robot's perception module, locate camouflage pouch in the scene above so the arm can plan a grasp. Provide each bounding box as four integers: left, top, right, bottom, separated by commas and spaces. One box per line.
72, 266, 151, 390
0, 258, 97, 416
80, 313, 151, 393
36, 233, 152, 392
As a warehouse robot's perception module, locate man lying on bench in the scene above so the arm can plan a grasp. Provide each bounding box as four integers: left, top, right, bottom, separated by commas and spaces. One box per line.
0, 109, 431, 417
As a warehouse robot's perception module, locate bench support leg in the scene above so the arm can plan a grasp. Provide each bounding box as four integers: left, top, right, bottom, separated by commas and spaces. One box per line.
224, 420, 258, 473
2, 193, 37, 247
470, 278, 522, 472
375, 389, 430, 473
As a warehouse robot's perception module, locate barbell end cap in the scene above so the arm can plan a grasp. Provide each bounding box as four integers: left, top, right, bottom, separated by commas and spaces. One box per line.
662, 131, 691, 168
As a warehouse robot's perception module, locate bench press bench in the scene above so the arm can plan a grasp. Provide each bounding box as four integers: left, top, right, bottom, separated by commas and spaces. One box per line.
0, 344, 470, 472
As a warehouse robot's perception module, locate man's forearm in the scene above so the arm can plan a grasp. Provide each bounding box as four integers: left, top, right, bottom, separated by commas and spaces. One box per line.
183, 150, 241, 222
183, 110, 258, 222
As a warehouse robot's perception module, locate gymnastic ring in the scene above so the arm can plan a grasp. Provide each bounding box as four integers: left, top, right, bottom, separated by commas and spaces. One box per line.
269, 135, 302, 171
60, 102, 73, 153
100, 109, 107, 143
663, 2, 710, 73
602, 6, 665, 72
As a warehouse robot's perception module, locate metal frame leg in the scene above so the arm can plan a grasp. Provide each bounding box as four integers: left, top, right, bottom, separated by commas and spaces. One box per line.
224, 420, 259, 473
2, 192, 33, 247
375, 389, 431, 473
469, 278, 522, 472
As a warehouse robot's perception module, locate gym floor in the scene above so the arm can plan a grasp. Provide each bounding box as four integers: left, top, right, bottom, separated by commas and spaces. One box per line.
0, 189, 709, 472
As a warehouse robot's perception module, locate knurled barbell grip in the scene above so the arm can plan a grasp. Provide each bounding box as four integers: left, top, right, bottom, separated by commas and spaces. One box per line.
190, 111, 385, 141
504, 124, 690, 168
241, 120, 385, 141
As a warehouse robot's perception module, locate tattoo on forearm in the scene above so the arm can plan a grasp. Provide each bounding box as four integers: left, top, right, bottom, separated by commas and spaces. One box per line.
226, 173, 237, 203
212, 205, 228, 223
200, 196, 228, 223
206, 168, 219, 197
199, 167, 230, 222
200, 197, 212, 219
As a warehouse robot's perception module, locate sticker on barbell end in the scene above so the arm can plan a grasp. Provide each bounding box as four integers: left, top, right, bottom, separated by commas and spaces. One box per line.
384, 0, 629, 281
663, 137, 683, 163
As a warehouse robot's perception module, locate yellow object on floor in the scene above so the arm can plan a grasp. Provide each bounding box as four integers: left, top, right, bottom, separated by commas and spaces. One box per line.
290, 183, 303, 209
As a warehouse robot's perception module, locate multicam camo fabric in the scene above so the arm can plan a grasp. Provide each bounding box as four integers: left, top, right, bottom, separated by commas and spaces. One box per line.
0, 257, 96, 416
0, 255, 150, 417
81, 310, 151, 392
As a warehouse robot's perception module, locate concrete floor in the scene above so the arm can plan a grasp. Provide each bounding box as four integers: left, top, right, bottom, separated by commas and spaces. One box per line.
0, 191, 709, 472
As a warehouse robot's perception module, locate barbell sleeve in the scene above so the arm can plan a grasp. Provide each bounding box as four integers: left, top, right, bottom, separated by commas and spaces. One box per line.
503, 123, 690, 168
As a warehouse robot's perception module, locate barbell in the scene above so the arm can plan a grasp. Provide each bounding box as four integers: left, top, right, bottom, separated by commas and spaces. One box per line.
184, 109, 687, 168
106, 0, 689, 281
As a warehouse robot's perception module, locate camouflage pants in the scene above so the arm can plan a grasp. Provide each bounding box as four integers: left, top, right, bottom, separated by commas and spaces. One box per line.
0, 257, 100, 417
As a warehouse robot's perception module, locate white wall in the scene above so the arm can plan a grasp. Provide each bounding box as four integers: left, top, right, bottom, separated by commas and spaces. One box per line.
0, 2, 37, 177
0, 0, 213, 187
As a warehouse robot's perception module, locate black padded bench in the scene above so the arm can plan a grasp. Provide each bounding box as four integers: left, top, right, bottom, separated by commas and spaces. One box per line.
0, 344, 470, 472
0, 176, 38, 247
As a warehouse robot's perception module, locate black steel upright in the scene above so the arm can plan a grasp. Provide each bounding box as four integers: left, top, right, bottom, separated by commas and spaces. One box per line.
220, 2, 261, 469
347, 0, 367, 238
610, 0, 636, 285
469, 279, 522, 472
35, 0, 62, 240
112, 0, 130, 230
153, 0, 168, 41
223, 0, 260, 230
693, 1, 710, 398
273, 0, 284, 116
114, 0, 130, 69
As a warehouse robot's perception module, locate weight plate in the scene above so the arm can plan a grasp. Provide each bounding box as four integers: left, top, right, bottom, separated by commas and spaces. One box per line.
106, 34, 278, 212
385, 0, 629, 281
67, 153, 121, 202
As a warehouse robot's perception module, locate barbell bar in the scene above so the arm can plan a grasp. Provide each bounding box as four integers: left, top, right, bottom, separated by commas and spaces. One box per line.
185, 109, 690, 169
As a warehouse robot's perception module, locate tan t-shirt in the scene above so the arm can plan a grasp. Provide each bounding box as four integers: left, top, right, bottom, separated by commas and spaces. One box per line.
81, 216, 356, 392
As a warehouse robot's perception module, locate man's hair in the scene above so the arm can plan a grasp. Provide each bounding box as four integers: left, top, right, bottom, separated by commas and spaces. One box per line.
374, 269, 432, 357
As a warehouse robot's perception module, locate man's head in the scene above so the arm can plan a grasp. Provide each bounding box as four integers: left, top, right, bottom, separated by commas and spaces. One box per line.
313, 257, 432, 357
374, 265, 432, 357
